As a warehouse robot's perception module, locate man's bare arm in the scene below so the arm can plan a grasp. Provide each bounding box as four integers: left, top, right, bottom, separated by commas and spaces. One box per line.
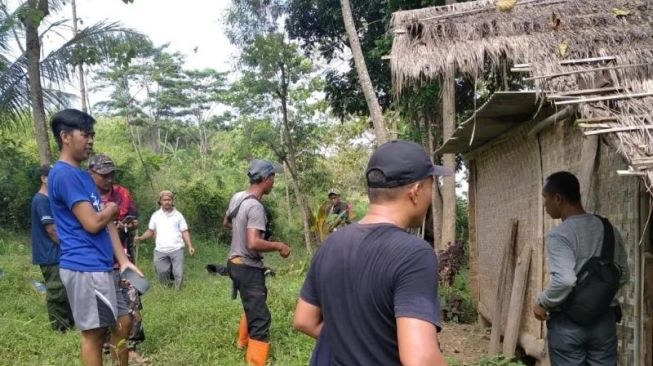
293, 298, 323, 339
246, 228, 291, 258
44, 223, 60, 244
71, 201, 118, 234
397, 317, 447, 366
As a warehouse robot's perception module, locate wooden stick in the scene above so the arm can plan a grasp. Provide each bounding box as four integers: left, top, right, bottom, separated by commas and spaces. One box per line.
489, 219, 519, 355
576, 114, 650, 123
577, 123, 612, 129
617, 170, 648, 176
528, 106, 575, 138
555, 92, 653, 106
548, 87, 624, 98
513, 56, 617, 69
502, 244, 533, 356
478, 300, 547, 360
575, 116, 619, 123
583, 125, 653, 136
524, 63, 652, 81
415, 0, 567, 23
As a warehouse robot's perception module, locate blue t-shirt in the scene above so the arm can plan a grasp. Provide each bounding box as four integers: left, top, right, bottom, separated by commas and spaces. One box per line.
48, 161, 113, 272
31, 192, 60, 265
300, 223, 442, 365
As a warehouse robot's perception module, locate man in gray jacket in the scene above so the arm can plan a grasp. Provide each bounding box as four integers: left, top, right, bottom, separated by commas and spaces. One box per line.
534, 171, 629, 365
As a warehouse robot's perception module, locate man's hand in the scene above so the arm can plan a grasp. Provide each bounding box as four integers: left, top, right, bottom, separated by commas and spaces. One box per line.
103, 202, 119, 218
188, 245, 196, 256
533, 303, 550, 321
120, 261, 144, 277
278, 243, 291, 258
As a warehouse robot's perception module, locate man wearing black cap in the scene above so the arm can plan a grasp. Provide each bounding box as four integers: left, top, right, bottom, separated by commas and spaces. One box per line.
294, 140, 450, 365
223, 159, 292, 366
325, 188, 352, 232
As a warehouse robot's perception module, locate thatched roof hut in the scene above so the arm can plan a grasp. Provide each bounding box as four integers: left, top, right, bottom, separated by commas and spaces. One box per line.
389, 1, 653, 365
390, 0, 653, 192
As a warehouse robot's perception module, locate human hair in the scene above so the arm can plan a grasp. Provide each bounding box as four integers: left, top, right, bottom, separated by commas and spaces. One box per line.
366, 169, 411, 203
544, 171, 581, 204
249, 173, 274, 185
50, 109, 96, 150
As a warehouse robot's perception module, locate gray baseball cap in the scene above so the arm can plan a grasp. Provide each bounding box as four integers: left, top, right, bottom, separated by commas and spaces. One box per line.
248, 159, 283, 180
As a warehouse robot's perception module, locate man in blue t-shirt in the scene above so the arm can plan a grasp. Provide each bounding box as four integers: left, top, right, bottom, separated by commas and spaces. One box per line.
48, 109, 143, 366
31, 164, 74, 331
294, 140, 451, 365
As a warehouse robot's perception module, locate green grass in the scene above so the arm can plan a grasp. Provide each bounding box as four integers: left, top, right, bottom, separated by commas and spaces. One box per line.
0, 230, 524, 366
0, 231, 314, 365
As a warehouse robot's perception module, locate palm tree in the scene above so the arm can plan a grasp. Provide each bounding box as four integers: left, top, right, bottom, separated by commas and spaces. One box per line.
0, 0, 145, 164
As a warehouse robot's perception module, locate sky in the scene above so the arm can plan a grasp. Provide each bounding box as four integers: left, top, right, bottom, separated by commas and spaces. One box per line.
70, 0, 236, 71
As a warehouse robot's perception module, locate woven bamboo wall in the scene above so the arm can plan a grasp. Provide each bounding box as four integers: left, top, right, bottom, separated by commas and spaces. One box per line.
473, 118, 639, 364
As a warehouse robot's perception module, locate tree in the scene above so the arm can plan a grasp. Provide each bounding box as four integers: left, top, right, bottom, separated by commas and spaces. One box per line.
339, 0, 386, 144
226, 0, 320, 251
1, 0, 145, 164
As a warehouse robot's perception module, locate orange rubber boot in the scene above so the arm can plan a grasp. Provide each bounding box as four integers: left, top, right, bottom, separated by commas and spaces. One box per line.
246, 339, 270, 366
237, 314, 249, 349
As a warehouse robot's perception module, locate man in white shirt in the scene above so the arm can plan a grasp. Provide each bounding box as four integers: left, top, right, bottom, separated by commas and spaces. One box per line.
136, 190, 195, 289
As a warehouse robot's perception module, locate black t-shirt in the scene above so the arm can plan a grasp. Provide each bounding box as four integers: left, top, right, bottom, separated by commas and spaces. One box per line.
300, 223, 442, 365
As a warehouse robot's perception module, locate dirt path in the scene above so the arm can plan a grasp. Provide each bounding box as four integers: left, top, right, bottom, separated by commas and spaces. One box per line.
440, 322, 491, 364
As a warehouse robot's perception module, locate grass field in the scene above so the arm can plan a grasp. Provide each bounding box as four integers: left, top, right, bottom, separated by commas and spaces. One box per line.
0, 230, 524, 366
0, 230, 315, 365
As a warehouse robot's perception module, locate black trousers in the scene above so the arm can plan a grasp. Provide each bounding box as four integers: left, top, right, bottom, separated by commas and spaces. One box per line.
228, 261, 271, 342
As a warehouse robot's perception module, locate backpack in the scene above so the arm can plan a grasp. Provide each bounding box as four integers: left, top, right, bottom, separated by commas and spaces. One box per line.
561, 216, 622, 326
227, 194, 273, 240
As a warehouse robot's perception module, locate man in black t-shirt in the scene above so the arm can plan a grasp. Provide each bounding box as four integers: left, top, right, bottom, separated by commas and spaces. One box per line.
325, 188, 352, 232
294, 140, 451, 365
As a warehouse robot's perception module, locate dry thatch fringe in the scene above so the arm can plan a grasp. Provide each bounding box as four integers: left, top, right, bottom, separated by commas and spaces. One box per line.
391, 0, 653, 93
390, 0, 653, 192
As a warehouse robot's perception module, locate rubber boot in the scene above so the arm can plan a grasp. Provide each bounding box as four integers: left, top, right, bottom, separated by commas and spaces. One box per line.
237, 313, 249, 349
246, 339, 270, 366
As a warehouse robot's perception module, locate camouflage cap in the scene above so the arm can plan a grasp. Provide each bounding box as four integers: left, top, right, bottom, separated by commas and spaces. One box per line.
88, 154, 118, 175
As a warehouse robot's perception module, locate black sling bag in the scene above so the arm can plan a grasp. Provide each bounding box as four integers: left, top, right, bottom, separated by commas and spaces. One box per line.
561, 216, 622, 326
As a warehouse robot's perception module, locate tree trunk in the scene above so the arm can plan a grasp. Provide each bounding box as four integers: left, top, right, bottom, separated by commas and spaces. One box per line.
427, 116, 444, 250
24, 0, 52, 165
339, 0, 387, 145
440, 71, 456, 250
71, 0, 88, 113
279, 66, 313, 252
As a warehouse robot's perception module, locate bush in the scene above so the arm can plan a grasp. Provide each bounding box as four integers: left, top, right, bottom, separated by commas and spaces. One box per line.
0, 134, 39, 232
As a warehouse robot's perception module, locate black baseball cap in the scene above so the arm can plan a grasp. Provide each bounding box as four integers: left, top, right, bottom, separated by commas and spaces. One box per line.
366, 140, 453, 188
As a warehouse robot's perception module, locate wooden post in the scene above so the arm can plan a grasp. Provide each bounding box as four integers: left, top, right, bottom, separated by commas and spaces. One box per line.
440, 69, 456, 250
578, 136, 599, 208
489, 219, 519, 354
468, 161, 480, 305
503, 244, 533, 356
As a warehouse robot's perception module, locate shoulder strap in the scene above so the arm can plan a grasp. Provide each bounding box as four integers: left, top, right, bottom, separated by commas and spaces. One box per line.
227, 195, 257, 221
596, 215, 615, 261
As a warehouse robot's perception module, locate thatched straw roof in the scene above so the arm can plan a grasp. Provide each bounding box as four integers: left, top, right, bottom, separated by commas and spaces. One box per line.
390, 0, 653, 193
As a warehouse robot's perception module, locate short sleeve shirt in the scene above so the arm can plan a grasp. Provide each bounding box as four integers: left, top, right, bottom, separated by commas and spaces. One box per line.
300, 223, 442, 365
147, 208, 188, 253
48, 161, 113, 272
31, 193, 60, 265
102, 184, 138, 222
227, 191, 267, 268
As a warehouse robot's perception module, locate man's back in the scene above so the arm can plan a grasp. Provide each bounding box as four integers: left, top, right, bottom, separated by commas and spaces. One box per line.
301, 223, 442, 365
31, 193, 59, 265
540, 214, 629, 308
